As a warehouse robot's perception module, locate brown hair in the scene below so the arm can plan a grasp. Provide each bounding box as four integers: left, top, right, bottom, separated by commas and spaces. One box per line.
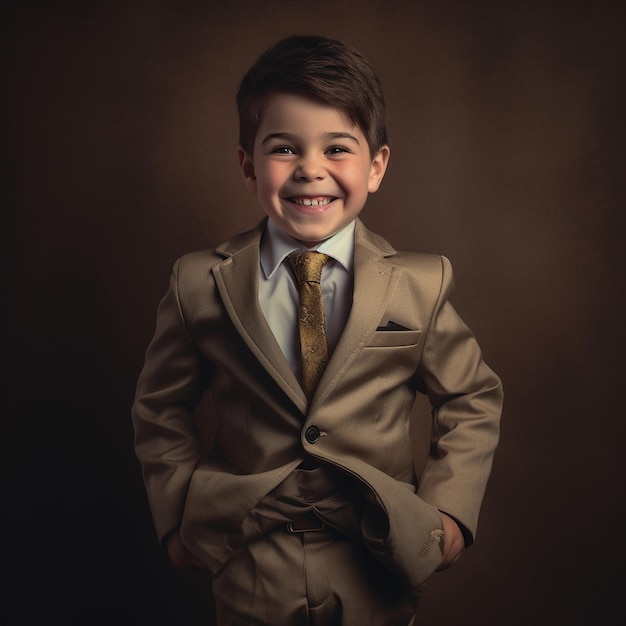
237, 35, 388, 158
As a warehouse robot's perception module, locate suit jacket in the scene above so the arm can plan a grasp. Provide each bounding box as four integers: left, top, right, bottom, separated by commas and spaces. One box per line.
132, 218, 503, 588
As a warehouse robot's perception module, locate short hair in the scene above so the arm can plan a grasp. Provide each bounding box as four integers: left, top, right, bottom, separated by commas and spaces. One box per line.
237, 35, 388, 158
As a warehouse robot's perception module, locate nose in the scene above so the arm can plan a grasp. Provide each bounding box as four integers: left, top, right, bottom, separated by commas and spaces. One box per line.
294, 152, 325, 181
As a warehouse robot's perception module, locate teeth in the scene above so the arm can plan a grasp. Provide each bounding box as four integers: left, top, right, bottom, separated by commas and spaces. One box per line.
292, 197, 332, 206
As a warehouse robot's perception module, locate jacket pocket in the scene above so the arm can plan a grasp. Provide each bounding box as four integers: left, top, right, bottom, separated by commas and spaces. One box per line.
365, 329, 421, 347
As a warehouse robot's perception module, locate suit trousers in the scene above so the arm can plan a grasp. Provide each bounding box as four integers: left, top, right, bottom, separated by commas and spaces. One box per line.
210, 467, 422, 625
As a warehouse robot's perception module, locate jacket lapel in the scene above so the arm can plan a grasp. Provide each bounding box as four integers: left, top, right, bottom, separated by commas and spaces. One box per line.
310, 220, 398, 410
211, 219, 398, 414
212, 221, 307, 412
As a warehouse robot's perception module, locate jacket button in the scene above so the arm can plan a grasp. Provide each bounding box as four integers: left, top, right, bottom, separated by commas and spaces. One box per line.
305, 426, 321, 444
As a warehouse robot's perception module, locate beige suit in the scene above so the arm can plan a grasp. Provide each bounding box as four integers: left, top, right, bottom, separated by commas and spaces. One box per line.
132, 218, 503, 592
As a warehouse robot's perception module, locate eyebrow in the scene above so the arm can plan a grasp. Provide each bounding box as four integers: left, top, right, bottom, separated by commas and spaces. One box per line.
260, 132, 360, 145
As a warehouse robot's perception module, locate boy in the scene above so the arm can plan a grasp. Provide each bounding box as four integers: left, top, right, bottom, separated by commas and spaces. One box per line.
132, 35, 503, 625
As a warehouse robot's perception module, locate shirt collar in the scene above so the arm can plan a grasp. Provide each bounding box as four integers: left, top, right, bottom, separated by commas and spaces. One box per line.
260, 218, 355, 279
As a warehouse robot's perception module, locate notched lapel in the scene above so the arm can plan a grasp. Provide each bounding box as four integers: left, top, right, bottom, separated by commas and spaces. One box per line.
310, 221, 398, 409
212, 224, 306, 410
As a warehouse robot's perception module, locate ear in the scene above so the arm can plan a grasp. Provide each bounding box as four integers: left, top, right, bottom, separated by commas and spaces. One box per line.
237, 146, 257, 193
367, 145, 390, 193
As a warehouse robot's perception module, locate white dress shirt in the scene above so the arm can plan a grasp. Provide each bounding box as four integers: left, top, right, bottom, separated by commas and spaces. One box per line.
258, 218, 355, 378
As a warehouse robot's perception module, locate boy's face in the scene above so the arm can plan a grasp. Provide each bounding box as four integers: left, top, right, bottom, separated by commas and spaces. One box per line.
238, 93, 389, 248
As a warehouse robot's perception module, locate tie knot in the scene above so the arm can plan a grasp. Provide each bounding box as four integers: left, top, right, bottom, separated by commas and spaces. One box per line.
288, 251, 330, 287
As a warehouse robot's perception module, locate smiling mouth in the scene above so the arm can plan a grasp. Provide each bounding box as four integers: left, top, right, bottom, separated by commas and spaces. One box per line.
288, 197, 335, 207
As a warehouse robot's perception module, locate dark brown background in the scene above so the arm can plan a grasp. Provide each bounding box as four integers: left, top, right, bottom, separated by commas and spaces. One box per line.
3, 1, 625, 624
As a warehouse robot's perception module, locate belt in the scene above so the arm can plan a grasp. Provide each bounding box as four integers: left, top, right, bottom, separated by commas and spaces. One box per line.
287, 512, 326, 533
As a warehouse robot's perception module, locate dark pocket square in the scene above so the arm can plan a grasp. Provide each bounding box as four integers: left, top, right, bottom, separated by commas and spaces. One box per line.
367, 327, 421, 347
376, 321, 412, 331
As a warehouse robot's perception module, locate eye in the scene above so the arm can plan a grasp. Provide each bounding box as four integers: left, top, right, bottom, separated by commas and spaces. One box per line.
271, 145, 295, 154
326, 145, 350, 155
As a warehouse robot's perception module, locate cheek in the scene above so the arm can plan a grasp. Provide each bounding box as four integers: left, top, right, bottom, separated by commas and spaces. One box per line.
340, 169, 371, 198
257, 164, 289, 194
334, 161, 370, 184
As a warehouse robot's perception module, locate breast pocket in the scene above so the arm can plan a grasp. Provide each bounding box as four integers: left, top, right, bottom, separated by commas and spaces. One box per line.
365, 329, 421, 347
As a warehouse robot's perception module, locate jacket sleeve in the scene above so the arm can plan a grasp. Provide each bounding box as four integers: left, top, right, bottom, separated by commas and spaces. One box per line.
415, 255, 503, 544
131, 259, 212, 542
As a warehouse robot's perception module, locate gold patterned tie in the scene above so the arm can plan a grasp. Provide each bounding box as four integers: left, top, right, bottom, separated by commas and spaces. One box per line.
288, 251, 331, 400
